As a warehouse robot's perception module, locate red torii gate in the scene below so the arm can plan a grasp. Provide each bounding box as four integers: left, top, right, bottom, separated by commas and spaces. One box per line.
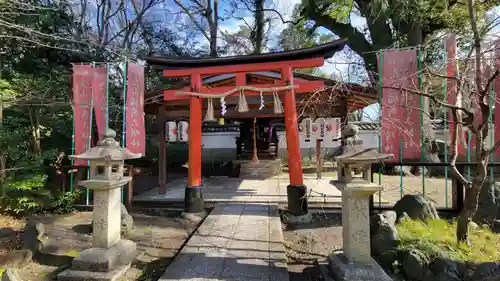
145, 39, 348, 217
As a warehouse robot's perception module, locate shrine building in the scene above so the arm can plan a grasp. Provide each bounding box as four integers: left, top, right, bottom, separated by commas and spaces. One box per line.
143, 39, 377, 217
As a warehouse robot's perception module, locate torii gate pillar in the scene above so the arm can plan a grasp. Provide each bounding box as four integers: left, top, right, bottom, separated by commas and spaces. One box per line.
282, 66, 307, 216
185, 73, 204, 214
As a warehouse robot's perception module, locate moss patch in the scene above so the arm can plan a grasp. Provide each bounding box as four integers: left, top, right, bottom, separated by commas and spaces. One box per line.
65, 249, 80, 258
396, 218, 500, 262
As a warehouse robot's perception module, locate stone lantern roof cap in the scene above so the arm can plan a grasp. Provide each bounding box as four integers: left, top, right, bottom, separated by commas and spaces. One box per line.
70, 129, 142, 161
334, 124, 393, 164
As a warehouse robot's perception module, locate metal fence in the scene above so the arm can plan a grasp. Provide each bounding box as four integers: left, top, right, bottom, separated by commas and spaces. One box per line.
62, 164, 135, 211
369, 161, 500, 214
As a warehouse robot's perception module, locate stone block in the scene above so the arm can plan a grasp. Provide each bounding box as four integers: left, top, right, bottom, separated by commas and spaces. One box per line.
22, 220, 44, 254
71, 239, 137, 272
2, 269, 21, 281
342, 193, 371, 263
92, 188, 122, 248
328, 252, 393, 281
57, 264, 130, 281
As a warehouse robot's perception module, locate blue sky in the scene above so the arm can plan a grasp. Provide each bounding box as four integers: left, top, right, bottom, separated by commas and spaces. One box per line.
217, 0, 368, 80
212, 0, 375, 120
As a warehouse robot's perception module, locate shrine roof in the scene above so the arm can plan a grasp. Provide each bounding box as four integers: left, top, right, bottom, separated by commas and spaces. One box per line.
144, 39, 348, 69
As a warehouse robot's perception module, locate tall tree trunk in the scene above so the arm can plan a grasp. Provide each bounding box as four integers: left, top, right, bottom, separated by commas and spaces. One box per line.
253, 0, 265, 54
208, 0, 218, 57
456, 0, 489, 244
34, 108, 41, 154
28, 107, 42, 155
457, 148, 487, 243
0, 53, 5, 196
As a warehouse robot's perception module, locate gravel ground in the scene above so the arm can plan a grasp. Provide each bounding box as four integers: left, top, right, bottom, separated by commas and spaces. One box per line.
281, 211, 343, 281
0, 210, 203, 281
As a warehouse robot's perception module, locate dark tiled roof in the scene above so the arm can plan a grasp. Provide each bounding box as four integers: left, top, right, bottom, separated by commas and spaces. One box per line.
144, 39, 348, 69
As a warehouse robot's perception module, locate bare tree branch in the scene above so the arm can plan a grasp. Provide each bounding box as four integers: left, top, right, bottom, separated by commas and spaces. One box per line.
172, 0, 210, 41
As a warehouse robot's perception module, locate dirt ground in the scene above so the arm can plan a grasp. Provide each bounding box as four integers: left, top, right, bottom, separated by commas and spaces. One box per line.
281, 211, 408, 281
0, 210, 203, 281
281, 212, 343, 281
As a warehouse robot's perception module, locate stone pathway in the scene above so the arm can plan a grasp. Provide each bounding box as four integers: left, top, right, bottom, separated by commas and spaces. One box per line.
159, 204, 289, 281
134, 177, 342, 206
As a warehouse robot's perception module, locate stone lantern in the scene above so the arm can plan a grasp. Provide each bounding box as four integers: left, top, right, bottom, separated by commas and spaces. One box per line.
58, 129, 140, 281
329, 124, 393, 281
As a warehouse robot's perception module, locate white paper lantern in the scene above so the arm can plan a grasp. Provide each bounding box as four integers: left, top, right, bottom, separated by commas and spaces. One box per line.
165, 121, 177, 142
325, 118, 341, 139
314, 118, 326, 140
177, 121, 189, 142
302, 118, 313, 142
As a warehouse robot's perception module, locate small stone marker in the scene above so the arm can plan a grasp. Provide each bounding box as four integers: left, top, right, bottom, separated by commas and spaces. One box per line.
0, 249, 33, 281
57, 129, 141, 281
329, 124, 394, 281
22, 220, 44, 254
2, 269, 21, 281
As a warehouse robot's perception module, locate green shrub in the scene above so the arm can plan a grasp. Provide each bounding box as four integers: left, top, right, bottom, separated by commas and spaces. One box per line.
0, 174, 82, 215
396, 217, 500, 262
50, 190, 83, 214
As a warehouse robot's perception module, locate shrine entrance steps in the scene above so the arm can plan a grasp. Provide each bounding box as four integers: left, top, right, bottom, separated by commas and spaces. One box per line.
159, 203, 289, 281
235, 159, 282, 179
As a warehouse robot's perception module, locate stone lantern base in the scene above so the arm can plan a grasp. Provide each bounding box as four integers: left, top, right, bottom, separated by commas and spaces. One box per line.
328, 252, 392, 281
57, 239, 137, 281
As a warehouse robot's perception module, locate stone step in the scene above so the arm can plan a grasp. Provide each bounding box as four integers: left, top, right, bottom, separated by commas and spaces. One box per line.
240, 163, 280, 169
239, 160, 282, 178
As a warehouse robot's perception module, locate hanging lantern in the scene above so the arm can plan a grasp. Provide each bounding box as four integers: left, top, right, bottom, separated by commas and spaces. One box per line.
326, 118, 341, 140
177, 120, 189, 142
302, 118, 313, 142
165, 121, 177, 142
314, 118, 326, 140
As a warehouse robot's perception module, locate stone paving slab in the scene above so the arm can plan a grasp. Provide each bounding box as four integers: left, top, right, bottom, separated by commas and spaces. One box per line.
133, 177, 390, 206
134, 177, 342, 204
159, 204, 289, 281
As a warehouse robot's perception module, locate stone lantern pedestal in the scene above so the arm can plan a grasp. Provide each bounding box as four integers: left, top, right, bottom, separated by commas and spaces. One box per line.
327, 124, 393, 281
58, 129, 141, 281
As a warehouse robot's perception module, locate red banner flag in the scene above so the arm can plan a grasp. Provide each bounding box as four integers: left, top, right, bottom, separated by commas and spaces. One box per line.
125, 63, 145, 155
72, 64, 93, 166
494, 41, 500, 158
379, 49, 421, 161
446, 35, 467, 156
92, 65, 108, 141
